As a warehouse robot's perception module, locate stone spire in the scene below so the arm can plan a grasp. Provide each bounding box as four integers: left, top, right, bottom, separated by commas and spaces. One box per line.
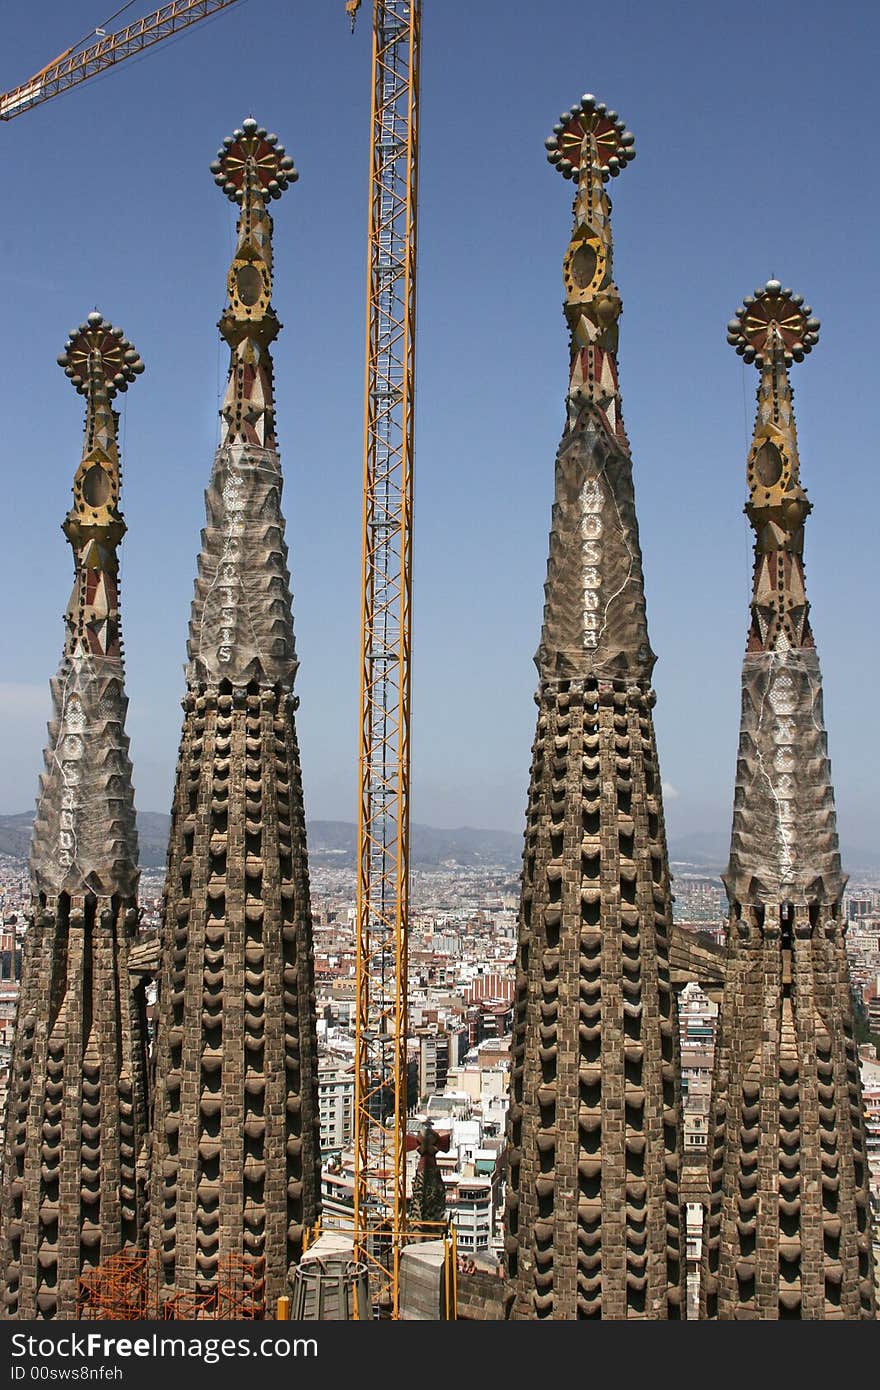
702, 282, 876, 1318
188, 120, 299, 689
149, 120, 320, 1310
537, 99, 653, 682
0, 316, 149, 1318
503, 97, 684, 1320
31, 315, 144, 898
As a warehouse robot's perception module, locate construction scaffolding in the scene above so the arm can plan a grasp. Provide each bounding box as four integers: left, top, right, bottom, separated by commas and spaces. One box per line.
77, 1249, 158, 1321
161, 1256, 266, 1320
76, 1251, 266, 1320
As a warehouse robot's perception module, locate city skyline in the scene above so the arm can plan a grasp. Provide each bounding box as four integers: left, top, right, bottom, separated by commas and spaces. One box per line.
1, 0, 878, 857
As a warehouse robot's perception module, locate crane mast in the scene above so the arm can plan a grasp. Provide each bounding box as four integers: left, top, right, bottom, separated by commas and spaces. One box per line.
352, 0, 420, 1317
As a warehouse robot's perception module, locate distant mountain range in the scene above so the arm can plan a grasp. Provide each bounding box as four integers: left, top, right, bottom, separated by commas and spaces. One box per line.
1, 810, 877, 875
0, 810, 174, 869
305, 820, 524, 870
669, 830, 880, 876
0, 811, 524, 871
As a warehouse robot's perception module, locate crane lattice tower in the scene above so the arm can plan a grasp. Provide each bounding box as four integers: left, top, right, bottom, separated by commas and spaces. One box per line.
351, 0, 420, 1318
149, 122, 320, 1307
0, 317, 149, 1318
701, 283, 876, 1319
502, 97, 685, 1320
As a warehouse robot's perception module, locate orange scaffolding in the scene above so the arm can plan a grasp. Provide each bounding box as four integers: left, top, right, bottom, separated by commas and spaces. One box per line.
77, 1248, 159, 1320
77, 1250, 266, 1320
161, 1256, 265, 1319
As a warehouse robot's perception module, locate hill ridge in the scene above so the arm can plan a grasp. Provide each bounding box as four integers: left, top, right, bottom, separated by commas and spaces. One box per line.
1, 810, 876, 874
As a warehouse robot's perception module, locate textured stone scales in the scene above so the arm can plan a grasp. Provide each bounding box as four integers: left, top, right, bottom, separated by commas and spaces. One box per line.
0, 316, 149, 1318
701, 282, 876, 1319
149, 120, 320, 1306
503, 97, 685, 1320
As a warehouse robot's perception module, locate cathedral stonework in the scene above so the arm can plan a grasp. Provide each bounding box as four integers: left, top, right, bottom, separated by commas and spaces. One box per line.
2, 97, 874, 1332
701, 282, 876, 1319
502, 97, 685, 1320
0, 317, 149, 1318
148, 121, 320, 1307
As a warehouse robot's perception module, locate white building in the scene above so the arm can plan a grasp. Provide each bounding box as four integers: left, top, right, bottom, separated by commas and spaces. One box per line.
318, 1059, 355, 1157
447, 1177, 493, 1253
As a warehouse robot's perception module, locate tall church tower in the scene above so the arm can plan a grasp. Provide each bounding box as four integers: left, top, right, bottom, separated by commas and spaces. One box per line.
702, 281, 876, 1319
149, 121, 320, 1306
0, 316, 149, 1318
503, 97, 685, 1320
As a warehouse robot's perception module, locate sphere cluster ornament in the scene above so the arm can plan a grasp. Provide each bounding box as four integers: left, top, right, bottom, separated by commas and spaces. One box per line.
210, 116, 298, 204
545, 94, 636, 181
727, 279, 820, 367
57, 313, 145, 397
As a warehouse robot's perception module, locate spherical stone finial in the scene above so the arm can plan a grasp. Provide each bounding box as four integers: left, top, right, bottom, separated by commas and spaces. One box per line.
727, 280, 819, 368
546, 95, 635, 182
58, 316, 145, 397
211, 119, 298, 204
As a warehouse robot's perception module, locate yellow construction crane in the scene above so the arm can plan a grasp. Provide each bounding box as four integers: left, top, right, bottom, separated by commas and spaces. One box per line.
2, 0, 426, 1320
351, 0, 420, 1318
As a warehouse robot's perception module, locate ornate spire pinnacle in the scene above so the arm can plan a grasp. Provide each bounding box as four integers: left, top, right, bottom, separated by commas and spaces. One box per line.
727, 281, 820, 653
186, 120, 300, 690
55, 312, 144, 662
29, 314, 143, 899
546, 94, 635, 364
537, 98, 652, 684
210, 118, 297, 449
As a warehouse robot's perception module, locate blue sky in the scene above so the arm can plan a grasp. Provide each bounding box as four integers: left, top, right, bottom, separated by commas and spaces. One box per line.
1, 0, 877, 858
